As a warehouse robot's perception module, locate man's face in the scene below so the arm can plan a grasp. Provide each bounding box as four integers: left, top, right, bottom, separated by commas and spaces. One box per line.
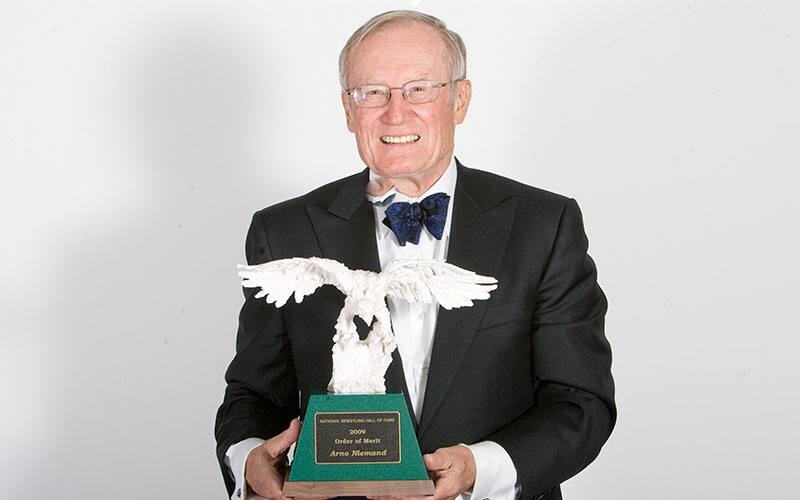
342, 22, 471, 183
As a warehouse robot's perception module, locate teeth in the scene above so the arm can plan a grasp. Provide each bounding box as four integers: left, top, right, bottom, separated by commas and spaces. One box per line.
381, 134, 420, 144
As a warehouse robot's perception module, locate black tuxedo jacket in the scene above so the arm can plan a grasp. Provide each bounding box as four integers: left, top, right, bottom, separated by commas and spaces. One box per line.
215, 160, 615, 500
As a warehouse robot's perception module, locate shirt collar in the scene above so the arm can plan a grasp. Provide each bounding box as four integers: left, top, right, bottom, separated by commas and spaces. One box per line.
367, 157, 458, 241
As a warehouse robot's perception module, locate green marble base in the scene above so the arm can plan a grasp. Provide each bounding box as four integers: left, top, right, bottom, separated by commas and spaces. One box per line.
283, 393, 433, 496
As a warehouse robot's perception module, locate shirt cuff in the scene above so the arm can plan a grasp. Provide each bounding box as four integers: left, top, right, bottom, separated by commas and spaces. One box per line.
225, 438, 266, 500
460, 441, 518, 500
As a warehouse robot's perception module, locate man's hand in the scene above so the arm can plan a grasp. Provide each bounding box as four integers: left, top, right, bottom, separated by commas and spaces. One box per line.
245, 418, 301, 500
421, 445, 477, 500
369, 444, 476, 500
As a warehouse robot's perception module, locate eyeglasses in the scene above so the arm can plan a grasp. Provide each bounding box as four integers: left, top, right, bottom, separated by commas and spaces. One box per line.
345, 79, 460, 108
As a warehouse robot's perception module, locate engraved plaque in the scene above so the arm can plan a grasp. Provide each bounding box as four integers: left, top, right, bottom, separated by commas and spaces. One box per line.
314, 411, 401, 464
284, 394, 433, 496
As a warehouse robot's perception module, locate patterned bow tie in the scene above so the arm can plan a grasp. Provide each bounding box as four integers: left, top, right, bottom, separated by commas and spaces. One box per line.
382, 192, 450, 246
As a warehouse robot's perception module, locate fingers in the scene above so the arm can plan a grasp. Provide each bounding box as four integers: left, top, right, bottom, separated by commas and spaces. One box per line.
430, 477, 460, 500
245, 457, 287, 499
263, 418, 302, 458
420, 446, 477, 500
247, 420, 302, 498
423, 450, 451, 472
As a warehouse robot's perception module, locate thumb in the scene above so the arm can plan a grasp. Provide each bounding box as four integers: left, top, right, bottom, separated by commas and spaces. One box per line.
264, 418, 302, 457
423, 450, 450, 472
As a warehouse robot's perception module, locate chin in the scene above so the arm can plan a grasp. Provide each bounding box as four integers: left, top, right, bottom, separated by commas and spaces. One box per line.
371, 158, 428, 179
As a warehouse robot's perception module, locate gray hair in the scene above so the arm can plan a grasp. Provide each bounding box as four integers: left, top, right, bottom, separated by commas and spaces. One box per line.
338, 10, 467, 90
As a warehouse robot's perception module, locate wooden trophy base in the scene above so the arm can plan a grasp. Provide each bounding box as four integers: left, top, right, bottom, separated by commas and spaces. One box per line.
282, 471, 434, 496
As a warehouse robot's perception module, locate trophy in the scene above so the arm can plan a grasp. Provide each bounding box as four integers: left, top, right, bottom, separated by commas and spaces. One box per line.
238, 257, 497, 496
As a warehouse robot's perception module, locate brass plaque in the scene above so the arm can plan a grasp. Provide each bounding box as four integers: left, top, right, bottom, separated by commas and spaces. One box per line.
314, 411, 401, 464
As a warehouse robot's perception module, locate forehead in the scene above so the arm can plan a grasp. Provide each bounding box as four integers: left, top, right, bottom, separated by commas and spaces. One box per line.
347, 21, 451, 85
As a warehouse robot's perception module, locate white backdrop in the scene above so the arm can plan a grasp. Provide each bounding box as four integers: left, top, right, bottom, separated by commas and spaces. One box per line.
2, 1, 798, 498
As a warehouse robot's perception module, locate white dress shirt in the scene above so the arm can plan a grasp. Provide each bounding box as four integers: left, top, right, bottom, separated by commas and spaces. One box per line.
225, 158, 517, 500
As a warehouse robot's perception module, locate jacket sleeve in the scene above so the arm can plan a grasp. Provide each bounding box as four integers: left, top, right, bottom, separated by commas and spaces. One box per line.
214, 211, 300, 497
488, 198, 616, 498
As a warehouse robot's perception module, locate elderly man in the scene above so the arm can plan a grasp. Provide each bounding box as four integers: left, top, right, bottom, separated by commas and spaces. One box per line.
216, 10, 615, 500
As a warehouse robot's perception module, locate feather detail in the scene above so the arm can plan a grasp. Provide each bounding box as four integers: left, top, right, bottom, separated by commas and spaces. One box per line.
382, 260, 497, 310
237, 257, 351, 307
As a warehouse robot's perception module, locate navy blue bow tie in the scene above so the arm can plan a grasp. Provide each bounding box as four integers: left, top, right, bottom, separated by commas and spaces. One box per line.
382, 192, 450, 246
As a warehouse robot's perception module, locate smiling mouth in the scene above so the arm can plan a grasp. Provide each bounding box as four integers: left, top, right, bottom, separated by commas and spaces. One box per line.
381, 134, 420, 144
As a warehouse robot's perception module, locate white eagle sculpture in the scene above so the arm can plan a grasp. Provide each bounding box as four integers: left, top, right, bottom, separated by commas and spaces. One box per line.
238, 257, 497, 395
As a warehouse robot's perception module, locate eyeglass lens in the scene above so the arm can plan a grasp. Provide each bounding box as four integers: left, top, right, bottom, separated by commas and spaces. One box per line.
352, 81, 442, 107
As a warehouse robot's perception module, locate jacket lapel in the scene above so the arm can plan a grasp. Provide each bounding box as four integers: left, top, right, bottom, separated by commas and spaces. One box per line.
305, 169, 417, 429
306, 169, 381, 274
417, 161, 518, 439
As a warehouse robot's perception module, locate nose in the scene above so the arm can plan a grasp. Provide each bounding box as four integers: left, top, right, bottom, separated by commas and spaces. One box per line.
380, 88, 412, 125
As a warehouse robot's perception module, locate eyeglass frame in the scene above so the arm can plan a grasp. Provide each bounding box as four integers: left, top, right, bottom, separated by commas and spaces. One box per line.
344, 79, 463, 108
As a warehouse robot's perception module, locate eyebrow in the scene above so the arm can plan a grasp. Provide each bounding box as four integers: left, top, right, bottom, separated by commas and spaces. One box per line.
358, 75, 433, 86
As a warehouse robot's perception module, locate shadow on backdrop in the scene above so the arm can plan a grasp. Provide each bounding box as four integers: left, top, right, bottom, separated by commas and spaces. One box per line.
46, 21, 279, 499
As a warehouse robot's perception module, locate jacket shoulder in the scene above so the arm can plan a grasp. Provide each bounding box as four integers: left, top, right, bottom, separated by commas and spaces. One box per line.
459, 164, 573, 215
252, 170, 364, 223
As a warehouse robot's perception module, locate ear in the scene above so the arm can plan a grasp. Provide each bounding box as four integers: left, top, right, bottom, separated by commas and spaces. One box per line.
452, 79, 472, 125
341, 91, 355, 133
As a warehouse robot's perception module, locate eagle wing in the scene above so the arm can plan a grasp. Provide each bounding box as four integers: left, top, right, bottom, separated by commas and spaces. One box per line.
381, 260, 498, 310
238, 257, 352, 308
